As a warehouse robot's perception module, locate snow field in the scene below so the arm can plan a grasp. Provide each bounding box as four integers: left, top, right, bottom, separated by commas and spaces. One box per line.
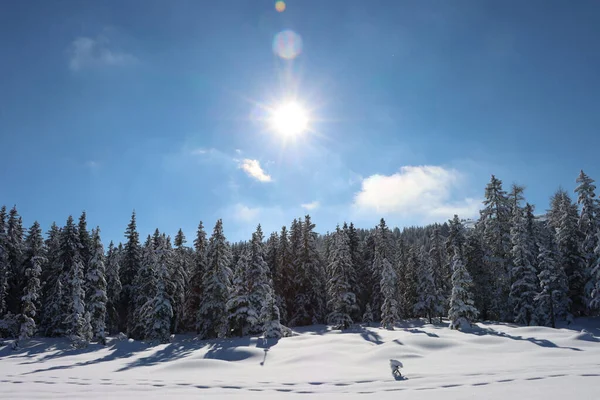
1, 318, 599, 399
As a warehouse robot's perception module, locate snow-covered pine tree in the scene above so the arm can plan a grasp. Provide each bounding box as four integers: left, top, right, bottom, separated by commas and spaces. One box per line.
17, 221, 45, 345
326, 226, 356, 330
141, 235, 174, 343
40, 222, 66, 337
360, 233, 377, 318
535, 227, 571, 327
226, 250, 257, 337
131, 234, 157, 339
574, 170, 599, 309
247, 225, 272, 333
477, 176, 511, 321
548, 189, 586, 316
345, 222, 363, 321
171, 229, 189, 333
275, 225, 292, 324
197, 219, 232, 339
78, 211, 92, 274
286, 218, 303, 325
509, 188, 538, 325
6, 206, 24, 315
403, 246, 420, 318
184, 221, 207, 333
414, 246, 444, 324
290, 215, 325, 326
0, 206, 8, 317
429, 226, 449, 308
262, 282, 283, 339
61, 216, 91, 347
380, 255, 399, 330
372, 219, 393, 321
86, 228, 108, 344
448, 244, 478, 330
463, 233, 491, 320
105, 241, 122, 335
121, 211, 142, 335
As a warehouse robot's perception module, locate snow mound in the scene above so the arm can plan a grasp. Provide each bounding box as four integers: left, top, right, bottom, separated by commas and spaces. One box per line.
569, 329, 600, 342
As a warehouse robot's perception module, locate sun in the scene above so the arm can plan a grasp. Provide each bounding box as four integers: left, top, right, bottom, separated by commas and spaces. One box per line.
270, 102, 309, 136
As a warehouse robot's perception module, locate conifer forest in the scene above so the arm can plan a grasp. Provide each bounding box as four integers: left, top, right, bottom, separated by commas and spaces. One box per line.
2, 171, 600, 348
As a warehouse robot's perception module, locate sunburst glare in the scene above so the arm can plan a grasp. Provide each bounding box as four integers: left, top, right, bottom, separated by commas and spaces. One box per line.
270, 101, 309, 137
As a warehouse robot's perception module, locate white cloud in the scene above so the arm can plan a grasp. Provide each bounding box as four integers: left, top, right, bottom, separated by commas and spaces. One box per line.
190, 148, 209, 155
301, 201, 320, 210
68, 35, 137, 71
352, 165, 481, 222
239, 159, 272, 182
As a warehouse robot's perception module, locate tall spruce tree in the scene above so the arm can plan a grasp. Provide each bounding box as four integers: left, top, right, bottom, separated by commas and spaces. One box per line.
345, 222, 363, 321
448, 245, 478, 330
40, 222, 66, 337
142, 235, 174, 343
0, 206, 8, 317
548, 189, 586, 316
536, 229, 571, 327
121, 211, 142, 335
185, 221, 207, 332
86, 228, 108, 344
17, 222, 45, 344
105, 241, 122, 334
172, 229, 189, 333
477, 176, 511, 321
131, 234, 157, 339
275, 225, 292, 324
78, 212, 92, 273
286, 218, 303, 325
372, 219, 393, 321
463, 233, 491, 320
226, 250, 257, 337
197, 219, 232, 339
429, 227, 449, 308
414, 246, 444, 324
61, 216, 91, 347
574, 170, 599, 308
403, 246, 420, 318
380, 255, 399, 330
247, 225, 271, 333
326, 226, 356, 330
6, 206, 24, 314
290, 216, 325, 326
509, 191, 538, 325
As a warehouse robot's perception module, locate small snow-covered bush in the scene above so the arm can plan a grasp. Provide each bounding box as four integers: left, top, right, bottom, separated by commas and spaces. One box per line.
116, 332, 128, 341
281, 325, 293, 337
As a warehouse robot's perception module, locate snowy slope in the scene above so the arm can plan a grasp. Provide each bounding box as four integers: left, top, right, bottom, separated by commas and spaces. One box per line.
1, 319, 599, 399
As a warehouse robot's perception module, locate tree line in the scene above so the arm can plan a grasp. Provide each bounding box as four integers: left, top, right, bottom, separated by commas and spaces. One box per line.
1, 170, 600, 348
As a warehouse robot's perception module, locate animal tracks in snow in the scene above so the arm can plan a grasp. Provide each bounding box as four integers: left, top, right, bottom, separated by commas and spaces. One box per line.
0, 371, 598, 395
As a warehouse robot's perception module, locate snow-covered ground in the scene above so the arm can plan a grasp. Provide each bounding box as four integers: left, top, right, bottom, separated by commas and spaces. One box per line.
1, 319, 599, 399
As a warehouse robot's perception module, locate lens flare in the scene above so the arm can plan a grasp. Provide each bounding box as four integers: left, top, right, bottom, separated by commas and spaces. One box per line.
275, 1, 286, 12
273, 30, 303, 60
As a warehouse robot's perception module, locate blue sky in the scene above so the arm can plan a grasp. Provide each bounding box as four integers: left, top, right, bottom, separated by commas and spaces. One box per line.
2, 0, 600, 244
